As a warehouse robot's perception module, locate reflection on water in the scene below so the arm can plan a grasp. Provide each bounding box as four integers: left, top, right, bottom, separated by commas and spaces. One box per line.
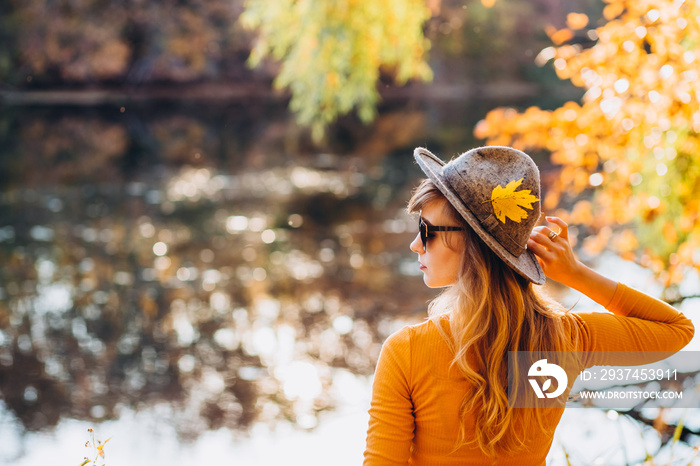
3, 104, 698, 465
0, 103, 443, 457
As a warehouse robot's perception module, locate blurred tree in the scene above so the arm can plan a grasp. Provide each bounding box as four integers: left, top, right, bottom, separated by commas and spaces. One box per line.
1, 0, 593, 143
240, 0, 434, 140
475, 0, 700, 294
0, 0, 250, 85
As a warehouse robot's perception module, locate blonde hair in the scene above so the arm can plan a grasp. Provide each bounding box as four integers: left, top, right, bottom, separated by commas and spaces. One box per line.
408, 179, 578, 456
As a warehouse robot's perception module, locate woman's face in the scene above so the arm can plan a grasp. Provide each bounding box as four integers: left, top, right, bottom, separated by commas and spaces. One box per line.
410, 199, 463, 288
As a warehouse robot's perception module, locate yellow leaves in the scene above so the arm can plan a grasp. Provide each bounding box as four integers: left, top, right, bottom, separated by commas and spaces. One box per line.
488, 178, 539, 224
97, 438, 111, 458
475, 0, 700, 286
82, 428, 111, 466
242, 0, 434, 139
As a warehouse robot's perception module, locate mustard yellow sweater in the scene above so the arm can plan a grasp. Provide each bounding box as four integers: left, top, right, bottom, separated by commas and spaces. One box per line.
363, 284, 695, 465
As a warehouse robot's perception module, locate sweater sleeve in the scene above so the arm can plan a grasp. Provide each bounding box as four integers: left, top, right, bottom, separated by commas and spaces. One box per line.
364, 327, 415, 465
574, 283, 694, 367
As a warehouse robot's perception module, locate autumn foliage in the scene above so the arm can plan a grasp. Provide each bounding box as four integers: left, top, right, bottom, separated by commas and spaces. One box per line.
240, 0, 433, 139
475, 0, 700, 290
0, 0, 249, 84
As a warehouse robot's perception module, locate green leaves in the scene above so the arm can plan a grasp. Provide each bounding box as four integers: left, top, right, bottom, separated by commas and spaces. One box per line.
241, 0, 433, 139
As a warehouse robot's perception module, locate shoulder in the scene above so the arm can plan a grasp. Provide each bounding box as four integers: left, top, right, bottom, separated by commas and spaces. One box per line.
383, 317, 451, 359
382, 319, 437, 349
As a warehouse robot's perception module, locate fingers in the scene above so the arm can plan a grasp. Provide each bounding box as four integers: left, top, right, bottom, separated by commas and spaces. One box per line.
528, 228, 564, 272
545, 216, 568, 239
528, 218, 570, 257
530, 226, 560, 245
529, 216, 580, 281
528, 228, 555, 251
530, 246, 545, 268
526, 237, 549, 256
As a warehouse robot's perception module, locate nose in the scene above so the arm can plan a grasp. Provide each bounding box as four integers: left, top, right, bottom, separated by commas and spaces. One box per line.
410, 232, 424, 254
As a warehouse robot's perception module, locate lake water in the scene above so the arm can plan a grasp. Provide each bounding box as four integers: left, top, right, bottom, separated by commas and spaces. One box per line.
0, 99, 698, 465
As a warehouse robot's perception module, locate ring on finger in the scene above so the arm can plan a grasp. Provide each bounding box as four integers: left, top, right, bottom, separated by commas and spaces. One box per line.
548, 231, 558, 241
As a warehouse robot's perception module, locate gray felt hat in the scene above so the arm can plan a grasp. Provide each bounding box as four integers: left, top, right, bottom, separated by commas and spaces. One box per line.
414, 146, 545, 285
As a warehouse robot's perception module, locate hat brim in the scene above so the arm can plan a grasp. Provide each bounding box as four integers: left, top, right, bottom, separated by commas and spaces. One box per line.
414, 147, 546, 285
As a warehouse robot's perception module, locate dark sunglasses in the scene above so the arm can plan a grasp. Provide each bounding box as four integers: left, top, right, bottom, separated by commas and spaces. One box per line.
419, 218, 464, 250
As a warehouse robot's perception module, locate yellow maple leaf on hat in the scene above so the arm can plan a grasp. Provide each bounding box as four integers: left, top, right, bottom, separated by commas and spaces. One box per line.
489, 178, 539, 223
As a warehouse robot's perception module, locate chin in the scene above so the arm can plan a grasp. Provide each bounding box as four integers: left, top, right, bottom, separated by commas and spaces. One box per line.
423, 277, 453, 288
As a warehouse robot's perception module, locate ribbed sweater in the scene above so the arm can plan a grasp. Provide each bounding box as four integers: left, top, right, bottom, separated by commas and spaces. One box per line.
363, 283, 695, 465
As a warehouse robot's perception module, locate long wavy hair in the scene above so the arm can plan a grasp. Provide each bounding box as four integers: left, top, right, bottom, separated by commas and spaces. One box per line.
408, 179, 578, 457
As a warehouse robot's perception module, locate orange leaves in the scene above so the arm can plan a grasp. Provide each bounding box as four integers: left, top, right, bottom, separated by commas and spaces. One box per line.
611, 229, 640, 257
603, 1, 625, 21
566, 13, 589, 30
677, 239, 700, 264
475, 0, 700, 286
582, 226, 612, 256
546, 25, 574, 46
475, 106, 553, 150
569, 200, 593, 225
679, 199, 699, 233
661, 220, 678, 244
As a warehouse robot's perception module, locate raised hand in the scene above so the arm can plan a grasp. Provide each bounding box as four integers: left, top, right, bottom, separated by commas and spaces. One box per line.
527, 216, 579, 285
527, 216, 617, 306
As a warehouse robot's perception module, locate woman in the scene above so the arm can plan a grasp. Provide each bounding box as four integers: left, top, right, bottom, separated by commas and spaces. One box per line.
363, 146, 694, 465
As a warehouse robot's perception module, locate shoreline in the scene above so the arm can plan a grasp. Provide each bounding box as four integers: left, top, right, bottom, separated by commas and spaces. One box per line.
0, 81, 580, 106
